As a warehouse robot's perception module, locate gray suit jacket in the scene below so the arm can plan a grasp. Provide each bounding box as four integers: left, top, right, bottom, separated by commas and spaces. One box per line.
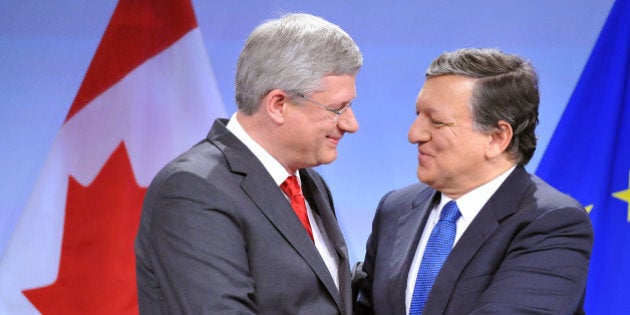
354, 166, 593, 314
135, 119, 352, 314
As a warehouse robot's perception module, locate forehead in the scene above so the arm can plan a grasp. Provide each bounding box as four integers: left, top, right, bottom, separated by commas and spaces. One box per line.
416, 75, 476, 113
319, 75, 356, 94
316, 75, 357, 100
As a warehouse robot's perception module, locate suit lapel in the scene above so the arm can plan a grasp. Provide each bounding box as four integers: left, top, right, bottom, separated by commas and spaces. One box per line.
425, 202, 499, 312
240, 171, 332, 279
300, 169, 349, 314
388, 188, 437, 315
208, 120, 343, 312
425, 166, 532, 312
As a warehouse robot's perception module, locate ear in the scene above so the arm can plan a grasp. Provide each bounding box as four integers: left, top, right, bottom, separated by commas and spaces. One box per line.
261, 89, 289, 124
486, 120, 513, 159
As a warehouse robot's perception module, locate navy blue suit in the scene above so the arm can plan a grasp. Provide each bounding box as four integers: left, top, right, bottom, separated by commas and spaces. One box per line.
355, 166, 593, 314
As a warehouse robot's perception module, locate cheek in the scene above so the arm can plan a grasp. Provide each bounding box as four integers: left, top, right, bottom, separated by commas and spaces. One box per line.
454, 137, 487, 165
431, 137, 464, 169
461, 131, 488, 150
431, 135, 451, 155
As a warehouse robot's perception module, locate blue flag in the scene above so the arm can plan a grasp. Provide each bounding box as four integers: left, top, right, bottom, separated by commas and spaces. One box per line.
536, 0, 630, 313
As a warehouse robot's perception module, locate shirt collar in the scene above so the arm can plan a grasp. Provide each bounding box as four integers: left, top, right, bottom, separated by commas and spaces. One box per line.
226, 113, 296, 186
447, 165, 516, 224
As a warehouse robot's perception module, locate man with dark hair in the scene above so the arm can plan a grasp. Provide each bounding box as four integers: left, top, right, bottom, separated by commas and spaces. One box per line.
354, 48, 593, 314
135, 13, 362, 314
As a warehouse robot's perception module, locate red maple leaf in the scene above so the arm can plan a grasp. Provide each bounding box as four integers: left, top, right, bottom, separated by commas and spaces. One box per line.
24, 143, 146, 314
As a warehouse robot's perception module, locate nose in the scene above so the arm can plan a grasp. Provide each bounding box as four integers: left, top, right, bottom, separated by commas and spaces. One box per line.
408, 114, 430, 144
337, 107, 359, 133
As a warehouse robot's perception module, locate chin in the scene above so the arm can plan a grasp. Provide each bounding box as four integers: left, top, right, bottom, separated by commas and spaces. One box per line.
319, 151, 338, 165
319, 157, 337, 165
417, 169, 433, 185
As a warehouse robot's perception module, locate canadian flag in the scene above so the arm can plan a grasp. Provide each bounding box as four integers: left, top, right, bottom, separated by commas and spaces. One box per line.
0, 0, 224, 313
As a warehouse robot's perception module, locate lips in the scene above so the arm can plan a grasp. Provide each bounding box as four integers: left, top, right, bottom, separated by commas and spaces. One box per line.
327, 135, 341, 145
417, 146, 433, 162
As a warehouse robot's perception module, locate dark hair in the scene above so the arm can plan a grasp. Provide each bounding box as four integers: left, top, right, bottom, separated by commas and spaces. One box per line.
426, 48, 539, 165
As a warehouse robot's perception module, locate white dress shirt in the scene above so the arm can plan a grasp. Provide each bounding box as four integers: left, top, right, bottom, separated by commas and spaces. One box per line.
226, 113, 340, 289
405, 166, 516, 313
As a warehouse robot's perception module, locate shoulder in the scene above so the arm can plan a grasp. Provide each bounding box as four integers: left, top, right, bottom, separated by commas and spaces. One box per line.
151, 140, 224, 186
382, 182, 432, 206
527, 173, 584, 211
508, 170, 589, 220
375, 182, 433, 218
525, 174, 592, 232
495, 166, 588, 220
501, 171, 592, 237
142, 139, 243, 211
152, 118, 248, 185
388, 182, 432, 200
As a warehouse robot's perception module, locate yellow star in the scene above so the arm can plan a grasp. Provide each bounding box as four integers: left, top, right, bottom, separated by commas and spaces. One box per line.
585, 204, 593, 214
612, 172, 630, 222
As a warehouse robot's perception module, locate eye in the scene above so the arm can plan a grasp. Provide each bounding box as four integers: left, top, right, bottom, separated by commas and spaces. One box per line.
331, 102, 352, 113
430, 118, 446, 127
337, 102, 352, 110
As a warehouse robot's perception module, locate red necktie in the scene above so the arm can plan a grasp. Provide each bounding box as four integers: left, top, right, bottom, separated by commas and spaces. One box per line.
280, 175, 314, 241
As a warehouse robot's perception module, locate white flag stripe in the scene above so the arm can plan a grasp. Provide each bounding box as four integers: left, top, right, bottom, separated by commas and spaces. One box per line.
63, 28, 224, 186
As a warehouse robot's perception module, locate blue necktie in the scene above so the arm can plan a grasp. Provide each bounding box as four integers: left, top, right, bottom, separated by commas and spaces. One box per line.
409, 201, 461, 315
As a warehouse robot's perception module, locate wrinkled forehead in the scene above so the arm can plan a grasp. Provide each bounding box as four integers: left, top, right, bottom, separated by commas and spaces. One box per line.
416, 75, 476, 112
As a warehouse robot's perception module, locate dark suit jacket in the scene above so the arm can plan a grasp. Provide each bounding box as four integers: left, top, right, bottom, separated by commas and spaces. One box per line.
354, 166, 593, 314
135, 119, 352, 314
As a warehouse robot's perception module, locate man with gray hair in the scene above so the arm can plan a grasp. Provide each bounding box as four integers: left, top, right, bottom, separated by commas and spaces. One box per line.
135, 13, 362, 314
354, 48, 593, 314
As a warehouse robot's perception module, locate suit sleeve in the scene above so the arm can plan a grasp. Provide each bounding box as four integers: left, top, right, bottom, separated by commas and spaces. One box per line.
354, 191, 395, 315
470, 206, 593, 314
137, 171, 257, 314
353, 241, 375, 315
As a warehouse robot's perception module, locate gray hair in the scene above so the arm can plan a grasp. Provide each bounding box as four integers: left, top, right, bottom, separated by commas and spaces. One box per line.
235, 13, 363, 114
426, 48, 539, 165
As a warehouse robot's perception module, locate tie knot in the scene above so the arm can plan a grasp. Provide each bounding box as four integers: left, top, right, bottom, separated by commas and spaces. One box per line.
440, 201, 461, 223
280, 175, 302, 198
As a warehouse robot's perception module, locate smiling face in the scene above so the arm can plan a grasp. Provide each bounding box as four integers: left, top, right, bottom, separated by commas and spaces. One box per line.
282, 74, 359, 172
408, 75, 499, 198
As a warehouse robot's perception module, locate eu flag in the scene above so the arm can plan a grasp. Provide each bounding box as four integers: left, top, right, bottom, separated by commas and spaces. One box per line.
536, 0, 630, 313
